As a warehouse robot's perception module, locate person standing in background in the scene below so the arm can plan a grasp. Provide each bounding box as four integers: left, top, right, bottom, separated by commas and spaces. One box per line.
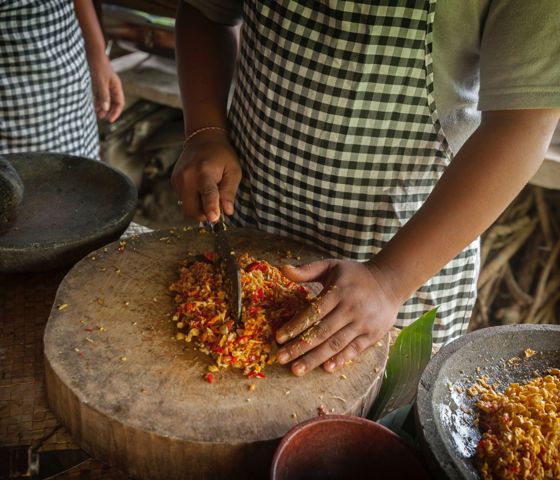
0, 0, 124, 159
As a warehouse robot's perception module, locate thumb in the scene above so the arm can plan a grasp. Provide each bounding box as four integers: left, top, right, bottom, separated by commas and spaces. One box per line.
106, 76, 124, 122
94, 84, 110, 115
281, 260, 332, 284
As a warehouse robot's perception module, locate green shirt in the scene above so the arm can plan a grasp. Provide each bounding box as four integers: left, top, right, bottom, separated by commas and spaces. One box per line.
433, 0, 560, 153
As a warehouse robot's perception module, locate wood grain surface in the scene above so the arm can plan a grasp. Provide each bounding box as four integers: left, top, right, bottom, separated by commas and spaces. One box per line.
44, 227, 389, 480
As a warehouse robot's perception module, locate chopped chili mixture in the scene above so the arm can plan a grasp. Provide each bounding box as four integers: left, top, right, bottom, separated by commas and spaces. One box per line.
474, 368, 560, 480
170, 252, 310, 379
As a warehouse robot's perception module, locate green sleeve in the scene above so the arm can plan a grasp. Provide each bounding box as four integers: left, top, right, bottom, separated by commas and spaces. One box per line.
479, 0, 560, 111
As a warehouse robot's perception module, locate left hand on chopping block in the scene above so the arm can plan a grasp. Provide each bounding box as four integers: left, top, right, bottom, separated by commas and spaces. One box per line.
275, 259, 400, 376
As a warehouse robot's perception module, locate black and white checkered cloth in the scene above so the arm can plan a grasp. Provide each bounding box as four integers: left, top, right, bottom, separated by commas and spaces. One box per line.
228, 0, 479, 346
0, 0, 99, 159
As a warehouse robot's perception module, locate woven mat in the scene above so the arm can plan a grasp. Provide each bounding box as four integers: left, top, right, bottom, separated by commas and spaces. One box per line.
0, 268, 127, 479
0, 221, 152, 479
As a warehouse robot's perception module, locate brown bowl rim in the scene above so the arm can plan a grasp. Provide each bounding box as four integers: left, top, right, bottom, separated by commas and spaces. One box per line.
270, 414, 421, 479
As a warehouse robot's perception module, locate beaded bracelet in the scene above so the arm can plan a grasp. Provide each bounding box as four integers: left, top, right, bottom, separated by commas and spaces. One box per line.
183, 126, 228, 146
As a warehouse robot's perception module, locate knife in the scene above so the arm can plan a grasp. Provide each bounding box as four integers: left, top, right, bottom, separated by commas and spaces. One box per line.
208, 216, 242, 323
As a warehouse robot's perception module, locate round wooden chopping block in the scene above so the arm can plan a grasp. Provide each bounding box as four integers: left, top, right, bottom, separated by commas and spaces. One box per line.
44, 227, 389, 480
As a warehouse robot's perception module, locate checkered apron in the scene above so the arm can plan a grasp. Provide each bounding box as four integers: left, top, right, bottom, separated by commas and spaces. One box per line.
229, 0, 479, 346
0, 0, 99, 159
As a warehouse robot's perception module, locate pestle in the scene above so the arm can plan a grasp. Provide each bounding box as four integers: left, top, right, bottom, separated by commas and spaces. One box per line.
0, 155, 24, 224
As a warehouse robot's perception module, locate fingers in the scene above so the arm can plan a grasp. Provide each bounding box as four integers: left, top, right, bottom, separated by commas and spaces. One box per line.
174, 173, 219, 223
173, 173, 206, 222
283, 328, 375, 377
170, 133, 241, 222
199, 173, 221, 223
178, 180, 205, 221
322, 334, 376, 373
294, 330, 373, 377
90, 59, 123, 123
94, 84, 110, 120
275, 259, 398, 377
277, 305, 347, 369
281, 261, 332, 284
106, 75, 124, 123
276, 261, 335, 344
170, 157, 205, 221
276, 287, 336, 345
219, 164, 242, 216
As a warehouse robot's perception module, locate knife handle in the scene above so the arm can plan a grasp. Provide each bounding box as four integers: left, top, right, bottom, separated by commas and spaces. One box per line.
204, 214, 228, 232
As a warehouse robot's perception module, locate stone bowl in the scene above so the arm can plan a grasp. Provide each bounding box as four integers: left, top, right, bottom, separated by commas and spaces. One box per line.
0, 153, 137, 273
0, 155, 25, 225
415, 324, 560, 480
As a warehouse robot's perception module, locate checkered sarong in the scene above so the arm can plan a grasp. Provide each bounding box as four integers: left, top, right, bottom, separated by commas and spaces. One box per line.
229, 0, 479, 346
0, 0, 99, 158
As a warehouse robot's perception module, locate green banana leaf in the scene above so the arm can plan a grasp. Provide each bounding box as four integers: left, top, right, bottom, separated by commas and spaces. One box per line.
368, 308, 437, 421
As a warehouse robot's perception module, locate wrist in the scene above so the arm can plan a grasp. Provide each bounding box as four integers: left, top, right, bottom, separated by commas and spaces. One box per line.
183, 126, 230, 149
365, 254, 415, 307
84, 39, 110, 63
184, 126, 228, 145
86, 47, 110, 68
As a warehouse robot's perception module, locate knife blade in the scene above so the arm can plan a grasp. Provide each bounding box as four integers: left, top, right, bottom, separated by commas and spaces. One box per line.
210, 216, 242, 323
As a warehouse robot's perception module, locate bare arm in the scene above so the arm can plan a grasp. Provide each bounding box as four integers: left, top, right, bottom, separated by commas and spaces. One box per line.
372, 109, 560, 303
73, 0, 124, 122
175, 2, 239, 135
277, 109, 560, 375
172, 3, 241, 222
73, 0, 105, 62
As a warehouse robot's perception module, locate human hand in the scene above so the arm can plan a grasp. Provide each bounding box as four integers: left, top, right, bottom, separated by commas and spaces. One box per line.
171, 130, 242, 223
88, 56, 124, 123
275, 259, 401, 376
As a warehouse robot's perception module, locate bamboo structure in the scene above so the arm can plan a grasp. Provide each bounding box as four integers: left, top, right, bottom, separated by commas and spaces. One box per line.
470, 186, 560, 329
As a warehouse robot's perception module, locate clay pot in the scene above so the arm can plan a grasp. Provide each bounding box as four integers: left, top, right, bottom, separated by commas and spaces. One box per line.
271, 415, 431, 480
